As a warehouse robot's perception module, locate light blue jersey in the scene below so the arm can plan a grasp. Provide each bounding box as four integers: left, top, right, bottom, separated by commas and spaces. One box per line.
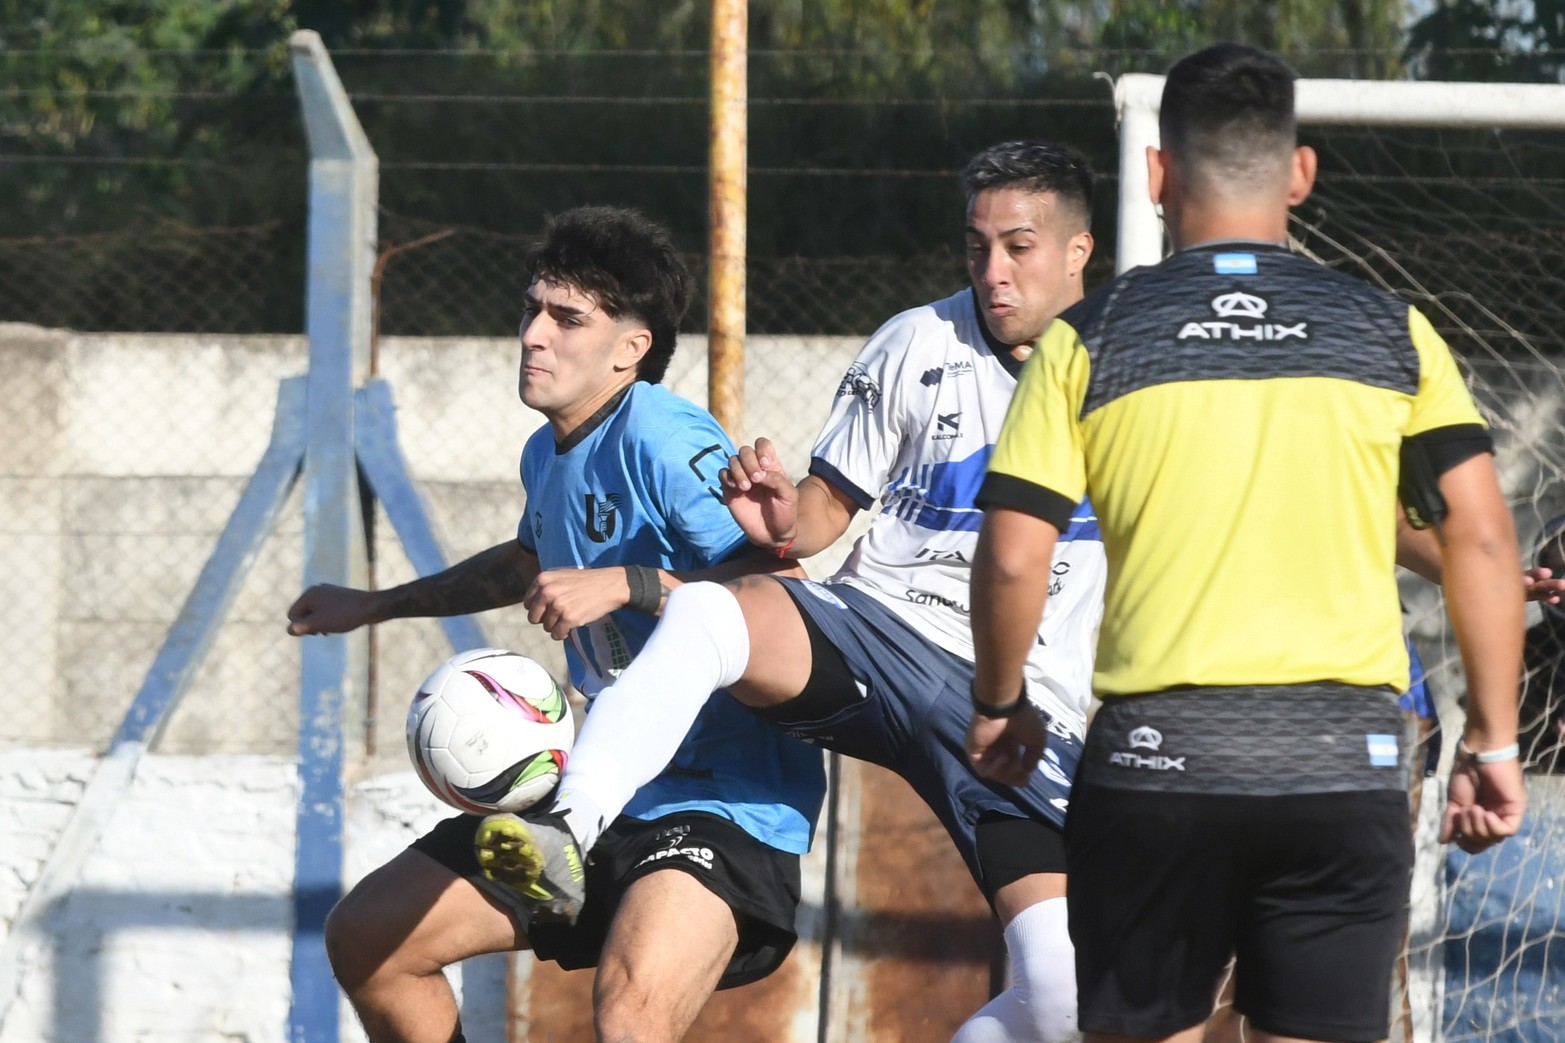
517, 382, 824, 854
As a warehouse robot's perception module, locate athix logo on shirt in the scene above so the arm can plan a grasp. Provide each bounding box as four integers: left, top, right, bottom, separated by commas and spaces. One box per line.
1177, 290, 1309, 342
1128, 725, 1162, 750
1213, 290, 1268, 318
1109, 724, 1186, 771
584, 492, 622, 543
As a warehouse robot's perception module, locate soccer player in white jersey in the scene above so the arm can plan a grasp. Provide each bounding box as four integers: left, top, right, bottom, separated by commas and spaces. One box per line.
476, 142, 1103, 1043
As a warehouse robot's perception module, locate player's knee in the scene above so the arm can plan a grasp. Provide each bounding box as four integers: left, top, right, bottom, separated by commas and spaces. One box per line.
592, 957, 678, 1043
324, 882, 424, 993
323, 890, 377, 990
1002, 896, 1078, 1043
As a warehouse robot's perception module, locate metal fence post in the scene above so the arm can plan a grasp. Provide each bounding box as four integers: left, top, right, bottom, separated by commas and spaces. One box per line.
289, 29, 378, 1043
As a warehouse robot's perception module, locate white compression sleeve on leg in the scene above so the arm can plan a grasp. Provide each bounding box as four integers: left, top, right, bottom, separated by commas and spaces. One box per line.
552, 581, 751, 852
950, 896, 1077, 1043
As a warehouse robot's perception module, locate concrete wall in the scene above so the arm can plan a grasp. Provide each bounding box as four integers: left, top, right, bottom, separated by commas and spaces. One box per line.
0, 324, 866, 764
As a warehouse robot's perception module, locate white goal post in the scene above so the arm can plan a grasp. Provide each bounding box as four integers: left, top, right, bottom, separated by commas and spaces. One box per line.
1114, 75, 1565, 273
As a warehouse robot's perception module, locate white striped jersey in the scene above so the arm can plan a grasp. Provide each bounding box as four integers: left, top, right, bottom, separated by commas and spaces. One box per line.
809, 289, 1106, 732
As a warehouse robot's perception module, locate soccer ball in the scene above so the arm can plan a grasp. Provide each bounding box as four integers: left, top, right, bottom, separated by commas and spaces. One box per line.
407, 648, 574, 815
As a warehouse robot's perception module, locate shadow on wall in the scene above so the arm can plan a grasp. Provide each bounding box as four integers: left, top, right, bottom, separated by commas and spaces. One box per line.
17, 887, 507, 1043
16, 886, 998, 1042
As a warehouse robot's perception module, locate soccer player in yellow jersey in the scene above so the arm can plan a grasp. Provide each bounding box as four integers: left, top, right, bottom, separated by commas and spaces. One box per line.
966, 44, 1528, 1043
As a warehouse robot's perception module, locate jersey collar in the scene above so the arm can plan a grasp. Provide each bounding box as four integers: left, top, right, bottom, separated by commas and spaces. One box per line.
556, 384, 633, 455
1178, 238, 1291, 253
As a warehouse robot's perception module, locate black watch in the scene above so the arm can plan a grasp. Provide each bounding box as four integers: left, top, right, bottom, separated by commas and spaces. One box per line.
971, 682, 1028, 718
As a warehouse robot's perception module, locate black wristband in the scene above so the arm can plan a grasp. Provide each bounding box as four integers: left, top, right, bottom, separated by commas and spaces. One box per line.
972, 682, 1029, 718
624, 565, 662, 615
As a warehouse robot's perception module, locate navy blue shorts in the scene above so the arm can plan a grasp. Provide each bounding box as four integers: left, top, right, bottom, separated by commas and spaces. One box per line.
761, 578, 1079, 893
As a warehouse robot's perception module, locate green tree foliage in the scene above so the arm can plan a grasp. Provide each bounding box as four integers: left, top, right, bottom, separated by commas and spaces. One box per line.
2, 0, 1558, 334
1405, 0, 1565, 81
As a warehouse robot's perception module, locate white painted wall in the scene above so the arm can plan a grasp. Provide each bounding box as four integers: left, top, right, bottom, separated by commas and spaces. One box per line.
0, 749, 514, 1043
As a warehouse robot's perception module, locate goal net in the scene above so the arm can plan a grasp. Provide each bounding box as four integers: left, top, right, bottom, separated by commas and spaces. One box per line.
1115, 76, 1565, 1043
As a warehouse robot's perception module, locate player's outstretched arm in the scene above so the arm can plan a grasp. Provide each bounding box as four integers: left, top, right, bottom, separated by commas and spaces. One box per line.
1398, 505, 1565, 605
1434, 452, 1528, 852
967, 506, 1059, 787
523, 546, 800, 640
720, 436, 859, 559
286, 540, 539, 636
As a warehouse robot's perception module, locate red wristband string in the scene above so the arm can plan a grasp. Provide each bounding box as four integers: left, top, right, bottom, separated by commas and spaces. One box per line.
774, 536, 797, 558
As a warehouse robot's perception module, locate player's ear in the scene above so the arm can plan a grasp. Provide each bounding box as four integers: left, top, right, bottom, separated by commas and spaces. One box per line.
1146, 145, 1168, 208
617, 326, 653, 371
1287, 145, 1317, 206
1065, 230, 1094, 279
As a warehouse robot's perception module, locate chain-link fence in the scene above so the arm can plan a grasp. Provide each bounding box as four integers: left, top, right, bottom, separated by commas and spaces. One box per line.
4, 50, 1564, 759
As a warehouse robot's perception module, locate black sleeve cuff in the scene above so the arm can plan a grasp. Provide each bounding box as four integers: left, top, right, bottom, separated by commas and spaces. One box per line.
808, 457, 876, 511
1408, 423, 1494, 477
976, 473, 1075, 532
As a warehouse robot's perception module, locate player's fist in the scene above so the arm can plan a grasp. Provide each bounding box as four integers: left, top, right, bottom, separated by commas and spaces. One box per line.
966, 703, 1049, 788
1441, 753, 1527, 854
525, 568, 631, 640
286, 584, 383, 636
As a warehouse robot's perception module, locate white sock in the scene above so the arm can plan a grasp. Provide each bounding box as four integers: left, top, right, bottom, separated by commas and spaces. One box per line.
950, 897, 1078, 1043
551, 582, 751, 851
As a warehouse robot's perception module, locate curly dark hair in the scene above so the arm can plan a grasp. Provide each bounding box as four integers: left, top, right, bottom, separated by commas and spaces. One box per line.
527, 205, 693, 385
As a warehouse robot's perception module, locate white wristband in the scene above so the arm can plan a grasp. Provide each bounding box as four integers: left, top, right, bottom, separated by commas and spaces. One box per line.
1458, 739, 1520, 764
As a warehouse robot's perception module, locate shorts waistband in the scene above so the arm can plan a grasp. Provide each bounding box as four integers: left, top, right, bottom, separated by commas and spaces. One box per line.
1082, 684, 1409, 796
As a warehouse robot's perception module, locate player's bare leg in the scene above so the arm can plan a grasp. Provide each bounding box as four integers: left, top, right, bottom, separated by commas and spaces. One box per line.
593, 869, 741, 1043
721, 573, 819, 708
326, 849, 522, 1043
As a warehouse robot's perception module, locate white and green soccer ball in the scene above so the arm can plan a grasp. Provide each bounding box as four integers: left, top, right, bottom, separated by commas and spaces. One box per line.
407, 648, 574, 814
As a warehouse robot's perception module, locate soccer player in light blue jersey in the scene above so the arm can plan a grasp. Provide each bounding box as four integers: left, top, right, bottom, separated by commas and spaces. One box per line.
286, 206, 824, 1043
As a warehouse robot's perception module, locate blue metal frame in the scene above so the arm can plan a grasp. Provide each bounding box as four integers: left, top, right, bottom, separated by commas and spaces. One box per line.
355, 380, 490, 654
289, 28, 378, 1043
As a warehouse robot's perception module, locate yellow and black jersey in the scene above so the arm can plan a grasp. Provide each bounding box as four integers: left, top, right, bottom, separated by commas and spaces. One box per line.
980, 241, 1487, 698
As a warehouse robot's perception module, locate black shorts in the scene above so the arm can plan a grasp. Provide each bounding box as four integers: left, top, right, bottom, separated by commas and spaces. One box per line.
1066, 784, 1414, 1042
411, 810, 802, 990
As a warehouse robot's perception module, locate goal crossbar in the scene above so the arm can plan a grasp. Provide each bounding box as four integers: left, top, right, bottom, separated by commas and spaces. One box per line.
1113, 74, 1565, 272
